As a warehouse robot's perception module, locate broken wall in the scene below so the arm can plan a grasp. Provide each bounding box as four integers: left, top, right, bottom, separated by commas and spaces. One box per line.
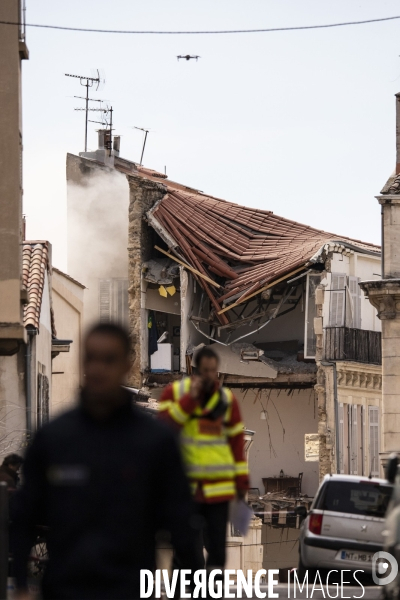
127, 175, 167, 386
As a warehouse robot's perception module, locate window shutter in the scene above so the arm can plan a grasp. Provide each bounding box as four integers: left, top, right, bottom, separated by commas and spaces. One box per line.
350, 405, 358, 475
37, 373, 43, 428
359, 405, 365, 476
338, 403, 345, 473
99, 279, 112, 323
329, 273, 346, 326
42, 375, 49, 425
369, 406, 379, 477
348, 276, 361, 328
116, 278, 129, 326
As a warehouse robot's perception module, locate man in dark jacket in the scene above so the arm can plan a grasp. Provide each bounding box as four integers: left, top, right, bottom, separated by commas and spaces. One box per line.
0, 454, 23, 491
12, 323, 201, 600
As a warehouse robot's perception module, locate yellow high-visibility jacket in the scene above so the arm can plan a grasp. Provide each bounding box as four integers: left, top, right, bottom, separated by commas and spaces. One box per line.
159, 377, 249, 503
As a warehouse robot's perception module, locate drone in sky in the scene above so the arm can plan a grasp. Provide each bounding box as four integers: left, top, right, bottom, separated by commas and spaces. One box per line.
177, 55, 201, 61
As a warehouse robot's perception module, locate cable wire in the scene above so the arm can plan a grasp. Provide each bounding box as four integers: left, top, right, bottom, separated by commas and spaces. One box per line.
0, 15, 400, 35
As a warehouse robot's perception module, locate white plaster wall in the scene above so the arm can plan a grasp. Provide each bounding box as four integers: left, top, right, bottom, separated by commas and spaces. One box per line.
235, 388, 319, 498
0, 350, 27, 460
52, 271, 84, 416
145, 286, 180, 315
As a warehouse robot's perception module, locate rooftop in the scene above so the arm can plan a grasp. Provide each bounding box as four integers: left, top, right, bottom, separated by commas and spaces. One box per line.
53, 266, 86, 289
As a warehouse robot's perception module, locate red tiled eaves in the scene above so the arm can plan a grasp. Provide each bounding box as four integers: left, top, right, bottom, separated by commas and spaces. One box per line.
22, 242, 56, 335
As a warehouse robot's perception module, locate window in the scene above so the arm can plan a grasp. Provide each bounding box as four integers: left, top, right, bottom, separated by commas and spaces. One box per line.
99, 278, 129, 326
319, 481, 392, 517
339, 403, 365, 475
338, 403, 345, 474
329, 274, 362, 328
304, 273, 321, 358
369, 406, 380, 477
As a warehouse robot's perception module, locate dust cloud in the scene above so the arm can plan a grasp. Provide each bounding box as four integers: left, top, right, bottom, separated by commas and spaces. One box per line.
67, 167, 129, 329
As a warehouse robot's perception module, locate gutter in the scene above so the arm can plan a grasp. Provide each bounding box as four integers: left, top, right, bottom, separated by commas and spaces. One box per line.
26, 328, 38, 437
320, 360, 339, 474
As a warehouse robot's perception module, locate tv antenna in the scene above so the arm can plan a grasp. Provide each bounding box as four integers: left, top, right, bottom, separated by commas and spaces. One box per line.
134, 126, 150, 166
65, 70, 104, 152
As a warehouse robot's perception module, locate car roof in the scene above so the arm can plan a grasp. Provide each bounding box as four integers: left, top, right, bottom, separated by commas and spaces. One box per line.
321, 474, 390, 486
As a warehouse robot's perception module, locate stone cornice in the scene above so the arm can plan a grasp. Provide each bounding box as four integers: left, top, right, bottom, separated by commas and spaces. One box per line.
376, 194, 400, 206
359, 279, 400, 320
337, 368, 382, 391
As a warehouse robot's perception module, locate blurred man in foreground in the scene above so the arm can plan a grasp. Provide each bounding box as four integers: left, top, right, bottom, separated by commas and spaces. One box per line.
159, 346, 249, 576
12, 323, 199, 600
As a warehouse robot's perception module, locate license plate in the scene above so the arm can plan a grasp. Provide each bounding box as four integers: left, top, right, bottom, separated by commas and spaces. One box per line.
338, 550, 373, 562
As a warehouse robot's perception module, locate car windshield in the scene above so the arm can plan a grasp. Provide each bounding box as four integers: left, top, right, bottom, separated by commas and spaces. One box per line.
320, 481, 392, 517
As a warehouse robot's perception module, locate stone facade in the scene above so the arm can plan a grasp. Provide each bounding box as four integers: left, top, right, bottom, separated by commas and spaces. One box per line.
127, 175, 167, 387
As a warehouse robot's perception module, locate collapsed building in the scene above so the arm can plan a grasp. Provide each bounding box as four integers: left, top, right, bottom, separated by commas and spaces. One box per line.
67, 132, 382, 569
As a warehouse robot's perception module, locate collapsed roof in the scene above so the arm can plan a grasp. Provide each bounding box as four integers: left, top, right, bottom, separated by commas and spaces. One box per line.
90, 152, 381, 329
143, 177, 380, 326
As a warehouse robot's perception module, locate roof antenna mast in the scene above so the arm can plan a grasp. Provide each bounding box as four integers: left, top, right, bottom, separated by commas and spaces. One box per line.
65, 70, 103, 152
134, 126, 150, 166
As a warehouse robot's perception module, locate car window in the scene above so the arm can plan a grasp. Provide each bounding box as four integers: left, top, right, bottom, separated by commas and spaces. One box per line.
321, 481, 392, 517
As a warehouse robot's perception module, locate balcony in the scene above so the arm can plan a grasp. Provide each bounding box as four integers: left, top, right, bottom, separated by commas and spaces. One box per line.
324, 327, 381, 365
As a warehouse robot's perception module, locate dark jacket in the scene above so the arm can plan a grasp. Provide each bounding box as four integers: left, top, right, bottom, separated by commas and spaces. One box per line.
12, 393, 200, 600
0, 465, 18, 490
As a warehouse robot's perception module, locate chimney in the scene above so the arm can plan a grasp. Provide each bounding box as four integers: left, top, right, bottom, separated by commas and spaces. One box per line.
104, 130, 112, 152
113, 136, 120, 156
98, 129, 105, 150
396, 93, 400, 174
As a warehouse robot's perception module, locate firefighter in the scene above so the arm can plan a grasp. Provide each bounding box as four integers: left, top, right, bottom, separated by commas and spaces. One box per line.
158, 345, 250, 578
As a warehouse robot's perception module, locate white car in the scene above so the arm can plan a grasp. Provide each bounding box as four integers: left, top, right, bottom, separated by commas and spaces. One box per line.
298, 474, 392, 579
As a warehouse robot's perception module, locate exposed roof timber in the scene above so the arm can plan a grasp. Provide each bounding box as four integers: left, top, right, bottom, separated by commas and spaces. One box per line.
218, 266, 305, 314
146, 207, 179, 251
190, 283, 297, 346
155, 245, 221, 289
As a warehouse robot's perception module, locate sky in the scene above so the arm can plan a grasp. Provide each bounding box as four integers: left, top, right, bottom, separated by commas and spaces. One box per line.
21, 0, 400, 271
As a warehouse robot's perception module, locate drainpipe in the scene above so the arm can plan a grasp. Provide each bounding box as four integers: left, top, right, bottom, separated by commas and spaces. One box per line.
26, 328, 38, 438
320, 360, 339, 474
